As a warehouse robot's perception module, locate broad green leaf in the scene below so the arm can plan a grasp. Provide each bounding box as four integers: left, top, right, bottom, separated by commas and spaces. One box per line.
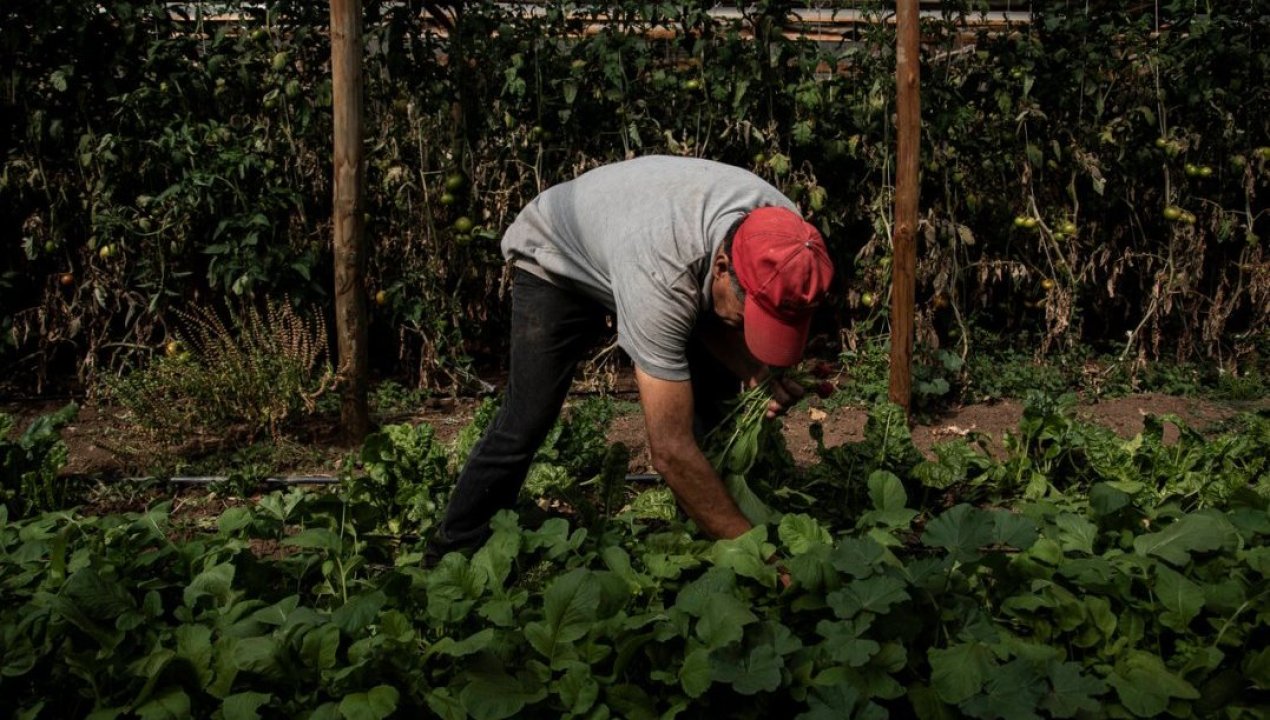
922, 504, 993, 562
724, 472, 778, 526
679, 647, 712, 698
816, 618, 879, 667
217, 507, 254, 534
1054, 513, 1097, 555
606, 683, 656, 720
427, 628, 495, 658
1246, 647, 1270, 690
332, 591, 385, 634
231, 636, 281, 676
135, 687, 190, 720
524, 569, 599, 666
712, 644, 783, 695
553, 664, 599, 715
867, 470, 908, 511
827, 575, 909, 619
1133, 511, 1237, 566
300, 623, 339, 671
426, 553, 489, 623
779, 513, 832, 555
184, 563, 235, 608
282, 528, 343, 552
830, 537, 886, 578
174, 624, 213, 685
990, 510, 1039, 550
425, 689, 465, 720
222, 692, 271, 720
1154, 565, 1204, 631
338, 685, 399, 720
1107, 651, 1199, 717
1089, 483, 1132, 516
1041, 661, 1105, 718
928, 643, 994, 703
460, 670, 548, 720
960, 658, 1045, 720
710, 526, 777, 584
695, 594, 757, 648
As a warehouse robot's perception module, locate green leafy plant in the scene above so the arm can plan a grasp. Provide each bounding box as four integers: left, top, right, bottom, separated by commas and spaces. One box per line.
0, 403, 77, 518
344, 421, 451, 537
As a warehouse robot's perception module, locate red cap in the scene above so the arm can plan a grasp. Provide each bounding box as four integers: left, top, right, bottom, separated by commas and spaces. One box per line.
732, 207, 834, 367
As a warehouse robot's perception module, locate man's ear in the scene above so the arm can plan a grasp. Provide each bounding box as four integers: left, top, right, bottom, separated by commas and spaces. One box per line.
712, 251, 730, 279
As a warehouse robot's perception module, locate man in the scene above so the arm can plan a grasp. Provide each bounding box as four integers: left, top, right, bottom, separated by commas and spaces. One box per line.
427, 155, 834, 559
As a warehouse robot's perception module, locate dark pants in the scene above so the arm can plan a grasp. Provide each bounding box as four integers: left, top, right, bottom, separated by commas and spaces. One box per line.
427, 269, 740, 558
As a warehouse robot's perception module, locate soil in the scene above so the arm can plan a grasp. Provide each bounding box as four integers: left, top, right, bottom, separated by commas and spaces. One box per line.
4, 387, 1264, 481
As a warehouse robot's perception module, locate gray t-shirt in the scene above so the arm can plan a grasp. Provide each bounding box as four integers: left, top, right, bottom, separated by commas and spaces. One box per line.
501, 155, 797, 381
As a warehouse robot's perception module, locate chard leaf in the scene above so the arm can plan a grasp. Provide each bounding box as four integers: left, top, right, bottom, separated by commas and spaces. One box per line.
724, 472, 778, 526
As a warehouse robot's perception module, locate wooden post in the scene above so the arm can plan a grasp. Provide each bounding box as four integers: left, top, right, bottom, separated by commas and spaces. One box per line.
889, 0, 920, 415
330, 0, 370, 441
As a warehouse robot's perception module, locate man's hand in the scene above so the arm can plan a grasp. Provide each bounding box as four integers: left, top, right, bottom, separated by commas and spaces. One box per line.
635, 367, 754, 540
750, 371, 806, 419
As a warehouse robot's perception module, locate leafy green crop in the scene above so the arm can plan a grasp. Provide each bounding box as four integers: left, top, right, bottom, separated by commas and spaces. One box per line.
2, 397, 1267, 718
0, 403, 77, 518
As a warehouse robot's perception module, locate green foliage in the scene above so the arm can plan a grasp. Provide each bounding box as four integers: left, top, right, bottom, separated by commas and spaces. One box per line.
344, 422, 451, 537
3, 1, 1265, 388
100, 300, 333, 440
2, 396, 1268, 717
0, 403, 77, 518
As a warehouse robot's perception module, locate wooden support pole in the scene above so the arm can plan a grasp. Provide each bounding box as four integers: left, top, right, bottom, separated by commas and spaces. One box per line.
889, 0, 920, 416
330, 0, 370, 441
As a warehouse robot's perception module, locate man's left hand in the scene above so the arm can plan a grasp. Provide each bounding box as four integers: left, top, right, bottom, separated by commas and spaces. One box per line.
759, 373, 805, 419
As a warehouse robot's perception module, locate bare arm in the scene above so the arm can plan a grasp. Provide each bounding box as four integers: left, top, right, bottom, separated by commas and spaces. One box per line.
635, 366, 752, 540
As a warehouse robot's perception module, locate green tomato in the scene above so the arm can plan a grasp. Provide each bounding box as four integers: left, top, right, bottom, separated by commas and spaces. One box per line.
271, 51, 289, 71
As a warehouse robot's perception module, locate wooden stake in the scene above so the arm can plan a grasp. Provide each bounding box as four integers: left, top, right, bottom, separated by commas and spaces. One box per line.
889, 0, 920, 416
330, 0, 370, 441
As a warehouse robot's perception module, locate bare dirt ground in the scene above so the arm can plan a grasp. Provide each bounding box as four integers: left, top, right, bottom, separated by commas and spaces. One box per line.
5, 389, 1263, 480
